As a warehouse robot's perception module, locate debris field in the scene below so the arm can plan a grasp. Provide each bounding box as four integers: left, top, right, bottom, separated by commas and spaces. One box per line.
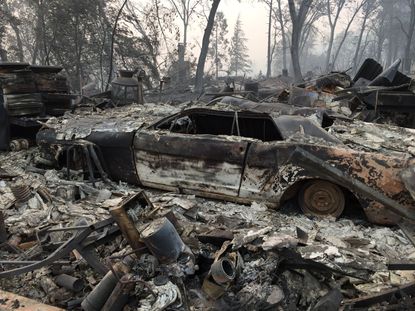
1, 60, 415, 310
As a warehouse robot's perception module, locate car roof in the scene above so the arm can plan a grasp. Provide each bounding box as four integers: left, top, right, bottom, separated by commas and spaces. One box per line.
155, 107, 341, 144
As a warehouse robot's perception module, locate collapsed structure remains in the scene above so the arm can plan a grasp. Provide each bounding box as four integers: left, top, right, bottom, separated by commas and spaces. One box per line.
1, 59, 415, 310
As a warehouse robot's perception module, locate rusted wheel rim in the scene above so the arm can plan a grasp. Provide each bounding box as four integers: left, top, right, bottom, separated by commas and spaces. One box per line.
300, 180, 345, 218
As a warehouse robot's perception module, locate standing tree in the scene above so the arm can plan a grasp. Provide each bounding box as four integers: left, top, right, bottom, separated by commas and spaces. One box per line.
168, 0, 202, 84
168, 0, 202, 56
372, 1, 387, 61
274, 0, 289, 74
330, 0, 366, 70
351, 0, 378, 73
228, 16, 251, 76
324, 0, 346, 71
288, 0, 313, 82
263, 0, 273, 78
0, 8, 7, 61
208, 11, 229, 79
118, 2, 173, 88
106, 0, 128, 91
194, 0, 221, 91
397, 0, 415, 73
2, 0, 24, 62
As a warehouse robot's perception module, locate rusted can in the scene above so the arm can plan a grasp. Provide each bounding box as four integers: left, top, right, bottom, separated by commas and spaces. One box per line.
55, 274, 84, 292
210, 258, 236, 284
141, 217, 185, 263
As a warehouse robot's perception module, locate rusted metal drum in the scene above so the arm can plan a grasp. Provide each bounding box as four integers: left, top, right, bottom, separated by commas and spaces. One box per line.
141, 217, 185, 263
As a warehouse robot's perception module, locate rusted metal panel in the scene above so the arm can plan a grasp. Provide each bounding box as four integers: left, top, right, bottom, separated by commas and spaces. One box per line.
134, 130, 248, 196
239, 143, 282, 203
134, 130, 248, 164
239, 140, 415, 224
290, 145, 415, 224
135, 151, 245, 196
0, 290, 64, 310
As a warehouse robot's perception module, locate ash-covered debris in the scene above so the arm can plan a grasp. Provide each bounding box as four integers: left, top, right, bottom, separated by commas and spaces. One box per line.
1, 140, 415, 310
269, 58, 415, 129
2, 62, 415, 310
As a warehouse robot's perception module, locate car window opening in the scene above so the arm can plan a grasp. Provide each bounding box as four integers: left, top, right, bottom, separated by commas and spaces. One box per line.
160, 112, 283, 142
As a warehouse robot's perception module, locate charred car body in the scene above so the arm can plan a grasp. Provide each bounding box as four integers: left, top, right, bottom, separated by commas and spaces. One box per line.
37, 106, 415, 226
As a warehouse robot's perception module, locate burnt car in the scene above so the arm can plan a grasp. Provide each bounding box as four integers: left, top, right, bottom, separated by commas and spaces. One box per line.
37, 107, 415, 226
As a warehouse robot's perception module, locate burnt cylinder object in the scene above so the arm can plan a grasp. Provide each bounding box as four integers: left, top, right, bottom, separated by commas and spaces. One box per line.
141, 217, 185, 263
101, 274, 133, 311
211, 258, 236, 284
55, 274, 84, 292
109, 204, 144, 256
81, 261, 131, 311
81, 270, 118, 311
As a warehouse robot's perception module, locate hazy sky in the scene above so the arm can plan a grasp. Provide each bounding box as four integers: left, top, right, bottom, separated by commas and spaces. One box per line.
187, 0, 269, 74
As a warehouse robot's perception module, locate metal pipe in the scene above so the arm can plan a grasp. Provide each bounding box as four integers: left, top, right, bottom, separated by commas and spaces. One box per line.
81, 270, 118, 311
55, 274, 84, 292
45, 226, 90, 233
101, 274, 133, 311
81, 261, 130, 311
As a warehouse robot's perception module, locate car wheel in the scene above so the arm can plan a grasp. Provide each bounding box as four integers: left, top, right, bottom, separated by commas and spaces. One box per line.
298, 180, 345, 218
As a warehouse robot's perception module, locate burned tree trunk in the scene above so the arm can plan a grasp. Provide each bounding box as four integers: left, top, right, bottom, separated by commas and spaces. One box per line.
325, 0, 345, 72
266, 0, 273, 78
403, 0, 415, 73
10, 23, 24, 62
106, 0, 128, 91
288, 0, 313, 82
331, 1, 364, 70
194, 0, 221, 92
275, 0, 287, 73
352, 16, 368, 73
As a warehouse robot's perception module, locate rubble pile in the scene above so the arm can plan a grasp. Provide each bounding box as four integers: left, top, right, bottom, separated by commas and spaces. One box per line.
2, 60, 415, 310
1, 112, 415, 310
280, 58, 415, 128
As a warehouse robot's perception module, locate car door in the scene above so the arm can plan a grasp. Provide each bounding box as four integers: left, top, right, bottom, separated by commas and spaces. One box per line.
133, 129, 249, 198
238, 142, 284, 205
239, 115, 343, 206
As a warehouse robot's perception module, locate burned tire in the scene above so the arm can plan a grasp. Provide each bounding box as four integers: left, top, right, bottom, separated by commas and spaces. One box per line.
298, 180, 345, 218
